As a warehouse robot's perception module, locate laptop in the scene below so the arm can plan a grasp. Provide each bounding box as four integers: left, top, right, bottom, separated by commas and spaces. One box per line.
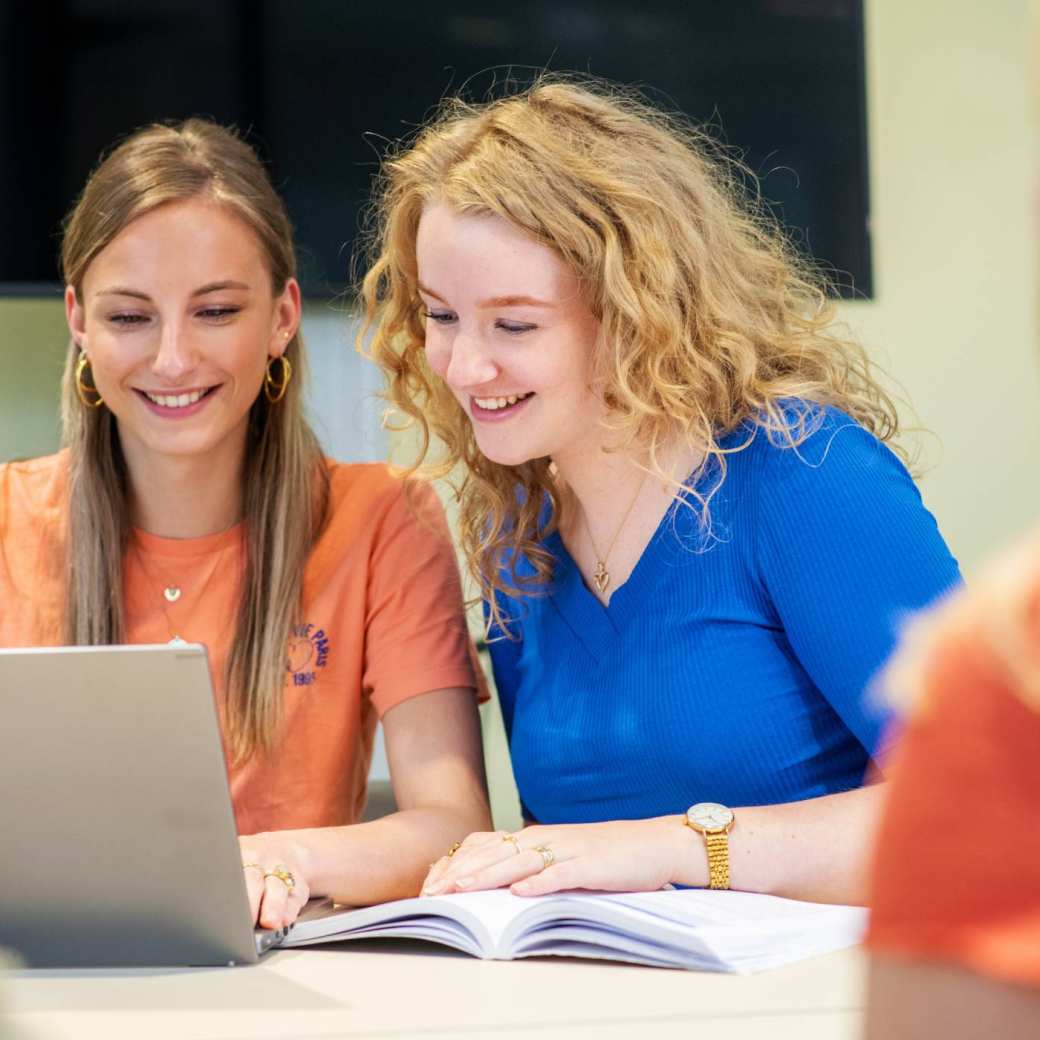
0, 643, 301, 967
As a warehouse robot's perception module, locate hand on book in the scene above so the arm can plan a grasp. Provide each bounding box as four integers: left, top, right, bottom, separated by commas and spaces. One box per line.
420, 817, 702, 898
239, 834, 313, 930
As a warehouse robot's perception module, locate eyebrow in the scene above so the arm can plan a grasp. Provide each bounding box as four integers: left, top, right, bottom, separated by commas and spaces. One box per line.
95, 280, 253, 300
418, 283, 554, 309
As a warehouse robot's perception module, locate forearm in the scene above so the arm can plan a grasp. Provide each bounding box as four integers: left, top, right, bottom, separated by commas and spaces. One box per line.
668, 783, 886, 905
262, 797, 491, 907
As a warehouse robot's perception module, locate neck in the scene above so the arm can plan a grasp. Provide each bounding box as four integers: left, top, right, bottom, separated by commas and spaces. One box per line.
553, 445, 647, 536
121, 433, 247, 540
552, 433, 702, 552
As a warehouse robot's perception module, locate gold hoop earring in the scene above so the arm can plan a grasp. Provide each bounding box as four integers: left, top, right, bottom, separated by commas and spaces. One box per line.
264, 354, 292, 404
75, 351, 104, 408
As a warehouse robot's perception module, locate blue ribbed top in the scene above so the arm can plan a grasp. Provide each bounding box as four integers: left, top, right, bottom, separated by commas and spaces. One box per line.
488, 407, 962, 823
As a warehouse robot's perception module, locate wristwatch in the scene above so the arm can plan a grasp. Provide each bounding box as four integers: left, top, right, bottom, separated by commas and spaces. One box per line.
684, 802, 735, 890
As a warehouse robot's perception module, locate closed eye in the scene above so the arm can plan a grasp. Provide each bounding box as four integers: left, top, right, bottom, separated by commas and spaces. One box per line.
496, 320, 536, 334
108, 313, 149, 327
197, 306, 240, 321
422, 310, 457, 325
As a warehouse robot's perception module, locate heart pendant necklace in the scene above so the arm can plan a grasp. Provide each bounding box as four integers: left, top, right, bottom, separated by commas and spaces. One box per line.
580, 471, 650, 597
133, 540, 230, 645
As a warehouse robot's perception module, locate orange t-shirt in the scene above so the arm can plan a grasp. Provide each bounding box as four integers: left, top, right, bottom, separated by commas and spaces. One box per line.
866, 612, 1040, 988
0, 452, 483, 835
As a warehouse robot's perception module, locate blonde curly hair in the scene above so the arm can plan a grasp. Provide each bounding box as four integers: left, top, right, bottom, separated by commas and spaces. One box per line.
359, 75, 904, 634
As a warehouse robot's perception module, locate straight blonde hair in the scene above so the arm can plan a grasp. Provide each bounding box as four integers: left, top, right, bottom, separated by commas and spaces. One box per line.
359, 76, 905, 634
60, 118, 329, 762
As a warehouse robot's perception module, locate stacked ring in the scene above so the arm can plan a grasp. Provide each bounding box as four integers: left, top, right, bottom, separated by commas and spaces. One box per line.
264, 866, 296, 893
533, 845, 555, 871
502, 833, 522, 855
447, 841, 462, 858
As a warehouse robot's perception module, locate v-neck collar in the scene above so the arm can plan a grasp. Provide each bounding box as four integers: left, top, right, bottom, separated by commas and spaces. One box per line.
545, 504, 675, 663
544, 449, 729, 663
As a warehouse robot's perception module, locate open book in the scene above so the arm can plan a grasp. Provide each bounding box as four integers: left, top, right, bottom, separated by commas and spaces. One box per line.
285, 887, 866, 973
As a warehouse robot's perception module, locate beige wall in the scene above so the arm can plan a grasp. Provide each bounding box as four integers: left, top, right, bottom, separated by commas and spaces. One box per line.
2, 299, 68, 461
838, 0, 1040, 575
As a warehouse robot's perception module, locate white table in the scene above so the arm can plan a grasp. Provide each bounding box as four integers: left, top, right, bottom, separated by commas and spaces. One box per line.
2, 942, 865, 1040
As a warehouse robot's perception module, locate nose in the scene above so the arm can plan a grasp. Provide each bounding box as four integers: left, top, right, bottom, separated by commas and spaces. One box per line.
442, 332, 499, 390
151, 320, 198, 383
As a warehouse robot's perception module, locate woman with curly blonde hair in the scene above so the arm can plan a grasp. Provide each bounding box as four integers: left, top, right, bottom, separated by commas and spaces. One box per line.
362, 77, 960, 905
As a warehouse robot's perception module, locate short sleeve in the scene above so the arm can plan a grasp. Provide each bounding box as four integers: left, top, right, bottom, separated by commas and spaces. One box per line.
866, 634, 1040, 988
363, 480, 486, 717
756, 413, 962, 756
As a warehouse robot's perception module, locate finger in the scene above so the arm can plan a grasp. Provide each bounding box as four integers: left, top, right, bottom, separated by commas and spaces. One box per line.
423, 838, 525, 895
511, 859, 583, 897
279, 876, 310, 927
443, 847, 550, 894
423, 841, 503, 893
422, 831, 506, 894
421, 854, 455, 894
423, 843, 472, 893
258, 871, 306, 930
257, 874, 289, 930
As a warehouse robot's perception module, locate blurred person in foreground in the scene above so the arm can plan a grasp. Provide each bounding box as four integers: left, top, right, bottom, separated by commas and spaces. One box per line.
865, 536, 1040, 1037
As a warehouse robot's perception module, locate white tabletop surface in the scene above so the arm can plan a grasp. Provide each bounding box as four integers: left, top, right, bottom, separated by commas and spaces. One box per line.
1, 941, 865, 1040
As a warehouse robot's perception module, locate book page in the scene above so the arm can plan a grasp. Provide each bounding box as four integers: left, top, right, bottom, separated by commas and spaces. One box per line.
284, 890, 539, 957
502, 889, 867, 972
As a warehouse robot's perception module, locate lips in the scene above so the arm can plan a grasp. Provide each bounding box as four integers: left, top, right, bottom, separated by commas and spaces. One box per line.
470, 392, 535, 422
133, 385, 221, 419
472, 391, 534, 411
135, 386, 216, 409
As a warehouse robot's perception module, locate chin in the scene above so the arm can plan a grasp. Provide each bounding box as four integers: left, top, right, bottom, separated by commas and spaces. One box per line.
478, 448, 538, 469
472, 435, 542, 469
136, 431, 225, 460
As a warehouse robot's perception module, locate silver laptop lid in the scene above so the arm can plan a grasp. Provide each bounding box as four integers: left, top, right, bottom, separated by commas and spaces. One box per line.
0, 644, 259, 967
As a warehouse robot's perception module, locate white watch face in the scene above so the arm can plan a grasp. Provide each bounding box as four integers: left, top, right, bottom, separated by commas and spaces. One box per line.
687, 802, 734, 832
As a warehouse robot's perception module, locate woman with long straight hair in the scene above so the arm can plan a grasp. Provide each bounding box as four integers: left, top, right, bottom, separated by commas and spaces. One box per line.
362, 77, 962, 905
0, 118, 490, 927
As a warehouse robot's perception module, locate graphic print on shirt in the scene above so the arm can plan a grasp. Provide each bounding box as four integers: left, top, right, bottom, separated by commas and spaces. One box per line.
286, 622, 330, 687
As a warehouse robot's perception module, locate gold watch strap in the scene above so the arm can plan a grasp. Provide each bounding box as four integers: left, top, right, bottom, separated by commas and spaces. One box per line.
704, 831, 731, 890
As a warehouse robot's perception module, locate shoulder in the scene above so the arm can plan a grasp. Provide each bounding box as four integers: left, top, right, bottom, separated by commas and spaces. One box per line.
325, 459, 402, 506
713, 402, 917, 524
730, 402, 903, 480
324, 460, 441, 517
319, 460, 450, 550
1, 451, 69, 521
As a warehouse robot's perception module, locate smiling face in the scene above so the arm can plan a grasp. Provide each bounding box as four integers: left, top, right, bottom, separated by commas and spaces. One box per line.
66, 196, 300, 472
416, 202, 606, 469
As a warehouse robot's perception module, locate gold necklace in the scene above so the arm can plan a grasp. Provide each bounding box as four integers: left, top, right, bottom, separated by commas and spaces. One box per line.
579, 471, 650, 594
132, 541, 231, 646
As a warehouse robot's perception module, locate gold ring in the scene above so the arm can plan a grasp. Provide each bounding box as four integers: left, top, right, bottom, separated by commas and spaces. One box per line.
533, 845, 555, 871
242, 862, 264, 875
447, 841, 462, 858
502, 834, 521, 855
264, 866, 296, 892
